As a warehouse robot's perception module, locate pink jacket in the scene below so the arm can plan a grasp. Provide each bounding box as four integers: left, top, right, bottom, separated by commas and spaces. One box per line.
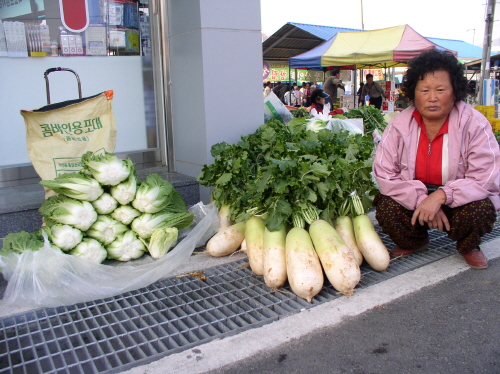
373, 101, 500, 211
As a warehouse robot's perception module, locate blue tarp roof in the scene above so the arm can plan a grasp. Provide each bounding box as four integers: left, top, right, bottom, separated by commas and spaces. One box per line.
427, 38, 483, 59
283, 22, 482, 60
287, 22, 360, 40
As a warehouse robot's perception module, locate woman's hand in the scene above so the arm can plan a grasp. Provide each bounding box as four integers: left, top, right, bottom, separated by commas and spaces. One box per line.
427, 208, 450, 232
411, 189, 448, 229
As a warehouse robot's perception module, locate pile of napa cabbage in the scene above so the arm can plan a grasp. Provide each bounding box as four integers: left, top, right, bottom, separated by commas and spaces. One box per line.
1, 152, 193, 264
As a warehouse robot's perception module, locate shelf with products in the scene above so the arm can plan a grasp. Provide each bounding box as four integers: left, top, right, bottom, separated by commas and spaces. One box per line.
0, 0, 150, 57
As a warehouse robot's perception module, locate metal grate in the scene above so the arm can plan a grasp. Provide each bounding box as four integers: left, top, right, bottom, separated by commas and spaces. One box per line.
1, 225, 499, 374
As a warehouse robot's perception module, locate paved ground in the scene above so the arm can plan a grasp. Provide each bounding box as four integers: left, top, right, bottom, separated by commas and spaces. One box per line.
1, 233, 499, 374
209, 257, 500, 374
121, 239, 500, 374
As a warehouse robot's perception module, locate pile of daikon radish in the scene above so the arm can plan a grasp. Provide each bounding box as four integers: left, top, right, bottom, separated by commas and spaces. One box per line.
205, 207, 390, 303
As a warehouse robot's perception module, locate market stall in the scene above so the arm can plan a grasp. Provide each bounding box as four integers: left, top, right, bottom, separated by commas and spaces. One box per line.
289, 24, 456, 70
289, 24, 457, 109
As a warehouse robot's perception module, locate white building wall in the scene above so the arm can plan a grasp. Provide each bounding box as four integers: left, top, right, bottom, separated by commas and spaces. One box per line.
167, 0, 263, 202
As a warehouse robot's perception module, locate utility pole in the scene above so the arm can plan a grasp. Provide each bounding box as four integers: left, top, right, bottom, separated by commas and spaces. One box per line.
478, 0, 496, 105
360, 0, 364, 30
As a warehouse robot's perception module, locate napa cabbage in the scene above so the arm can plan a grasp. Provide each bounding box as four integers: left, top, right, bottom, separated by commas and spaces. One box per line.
81, 151, 134, 186
40, 172, 103, 201
39, 195, 98, 231
106, 230, 146, 261
91, 192, 118, 215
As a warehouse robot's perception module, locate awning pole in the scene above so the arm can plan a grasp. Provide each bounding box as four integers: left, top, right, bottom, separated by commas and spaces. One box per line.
353, 65, 358, 109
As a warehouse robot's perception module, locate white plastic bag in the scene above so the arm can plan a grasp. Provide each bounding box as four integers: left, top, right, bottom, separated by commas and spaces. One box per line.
0, 203, 219, 308
326, 118, 364, 135
264, 91, 292, 123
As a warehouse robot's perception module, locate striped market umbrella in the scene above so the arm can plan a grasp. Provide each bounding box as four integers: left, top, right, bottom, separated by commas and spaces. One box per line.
289, 24, 457, 70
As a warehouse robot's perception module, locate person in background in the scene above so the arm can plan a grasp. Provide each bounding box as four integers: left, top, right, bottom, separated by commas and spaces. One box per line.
309, 88, 330, 114
279, 83, 290, 103
284, 84, 303, 107
323, 68, 345, 105
263, 81, 272, 97
310, 81, 317, 91
357, 82, 365, 107
372, 49, 500, 269
301, 82, 312, 107
272, 81, 282, 97
361, 73, 385, 110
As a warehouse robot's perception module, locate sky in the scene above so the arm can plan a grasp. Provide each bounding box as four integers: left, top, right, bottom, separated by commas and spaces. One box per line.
260, 0, 496, 47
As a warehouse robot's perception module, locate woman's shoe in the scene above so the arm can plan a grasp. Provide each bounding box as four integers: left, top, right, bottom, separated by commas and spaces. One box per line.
461, 248, 488, 269
390, 237, 430, 257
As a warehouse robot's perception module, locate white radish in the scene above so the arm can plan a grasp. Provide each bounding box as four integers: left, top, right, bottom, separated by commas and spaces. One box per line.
206, 222, 245, 257
218, 204, 233, 229
285, 227, 324, 303
263, 227, 287, 289
334, 216, 364, 266
245, 216, 265, 275
240, 238, 247, 252
353, 214, 390, 271
309, 220, 361, 296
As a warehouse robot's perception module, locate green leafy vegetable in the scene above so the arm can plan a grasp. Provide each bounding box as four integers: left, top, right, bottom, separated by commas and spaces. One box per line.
110, 171, 138, 205
69, 238, 107, 263
131, 173, 187, 214
146, 227, 179, 259
198, 119, 376, 231
131, 211, 194, 239
82, 151, 134, 186
290, 108, 312, 118
306, 119, 329, 133
344, 105, 388, 134
106, 230, 146, 261
91, 192, 118, 214
86, 215, 129, 245
0, 231, 44, 256
43, 224, 83, 251
40, 172, 104, 201
110, 205, 141, 225
39, 195, 98, 231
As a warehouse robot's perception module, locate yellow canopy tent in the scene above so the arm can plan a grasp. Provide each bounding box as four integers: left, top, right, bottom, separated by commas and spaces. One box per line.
289, 25, 457, 70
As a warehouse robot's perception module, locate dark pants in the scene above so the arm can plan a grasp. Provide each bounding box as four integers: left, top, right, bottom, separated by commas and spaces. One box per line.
369, 96, 383, 110
373, 193, 497, 253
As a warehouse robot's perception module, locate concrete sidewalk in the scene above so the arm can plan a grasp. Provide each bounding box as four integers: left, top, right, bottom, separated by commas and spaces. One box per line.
121, 238, 500, 374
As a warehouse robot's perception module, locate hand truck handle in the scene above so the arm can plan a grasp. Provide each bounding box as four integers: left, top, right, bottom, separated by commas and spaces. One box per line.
44, 67, 82, 105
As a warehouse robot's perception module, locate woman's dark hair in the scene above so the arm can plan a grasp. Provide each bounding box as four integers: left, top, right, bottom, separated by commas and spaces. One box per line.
310, 88, 326, 103
402, 49, 468, 102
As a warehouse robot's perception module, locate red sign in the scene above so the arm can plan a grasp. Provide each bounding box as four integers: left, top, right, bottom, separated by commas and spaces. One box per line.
60, 0, 89, 33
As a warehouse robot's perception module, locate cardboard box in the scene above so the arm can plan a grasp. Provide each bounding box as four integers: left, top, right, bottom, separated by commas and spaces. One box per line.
386, 94, 398, 102
382, 101, 395, 112
385, 81, 396, 91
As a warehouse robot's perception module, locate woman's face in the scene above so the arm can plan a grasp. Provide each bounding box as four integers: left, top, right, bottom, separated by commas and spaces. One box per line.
414, 70, 455, 124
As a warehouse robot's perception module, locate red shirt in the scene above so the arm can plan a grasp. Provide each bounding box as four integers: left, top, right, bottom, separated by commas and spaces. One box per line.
310, 102, 324, 113
414, 110, 449, 185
